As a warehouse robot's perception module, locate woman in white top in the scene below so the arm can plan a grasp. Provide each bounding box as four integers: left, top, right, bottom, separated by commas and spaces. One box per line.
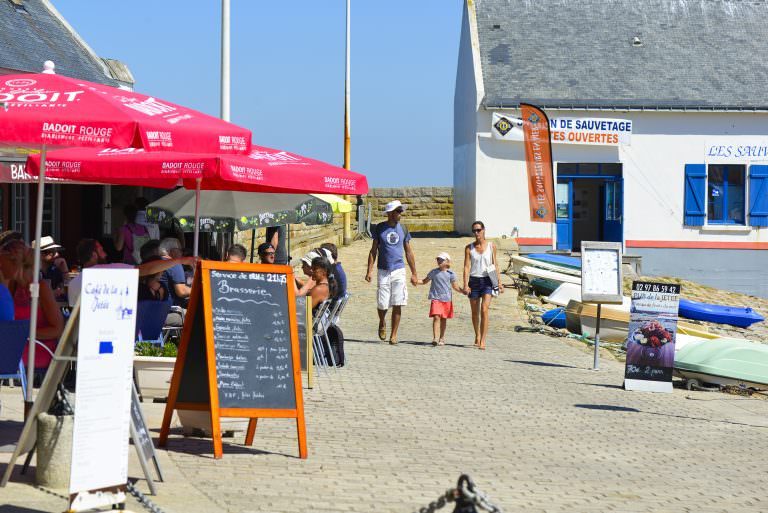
462, 221, 503, 350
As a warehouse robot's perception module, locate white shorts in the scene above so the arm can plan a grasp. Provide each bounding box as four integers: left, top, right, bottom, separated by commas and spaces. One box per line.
377, 267, 408, 310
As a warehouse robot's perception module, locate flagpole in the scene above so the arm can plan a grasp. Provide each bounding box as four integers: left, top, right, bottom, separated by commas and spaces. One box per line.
342, 0, 353, 245
221, 0, 231, 122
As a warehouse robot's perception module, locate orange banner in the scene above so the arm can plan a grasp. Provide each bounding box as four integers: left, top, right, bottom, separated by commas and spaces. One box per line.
521, 103, 555, 223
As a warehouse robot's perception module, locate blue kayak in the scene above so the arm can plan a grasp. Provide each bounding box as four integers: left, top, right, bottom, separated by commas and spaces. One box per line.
542, 308, 566, 329
526, 253, 581, 269
678, 298, 765, 328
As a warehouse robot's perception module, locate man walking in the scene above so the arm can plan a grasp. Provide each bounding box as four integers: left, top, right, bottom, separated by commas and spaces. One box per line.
365, 200, 418, 344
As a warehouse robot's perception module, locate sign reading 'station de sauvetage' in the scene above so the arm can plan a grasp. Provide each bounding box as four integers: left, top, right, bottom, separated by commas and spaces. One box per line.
624, 281, 681, 393
159, 261, 307, 460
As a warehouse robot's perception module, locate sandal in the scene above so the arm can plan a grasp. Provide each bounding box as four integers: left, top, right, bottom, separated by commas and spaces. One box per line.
431, 340, 438, 346
389, 336, 398, 345
378, 325, 386, 341
437, 339, 445, 346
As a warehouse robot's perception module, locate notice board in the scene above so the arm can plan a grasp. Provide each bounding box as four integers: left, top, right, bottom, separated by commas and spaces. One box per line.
159, 261, 307, 459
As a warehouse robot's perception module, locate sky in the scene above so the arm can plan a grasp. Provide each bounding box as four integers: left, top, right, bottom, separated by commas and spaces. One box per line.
53, 1, 464, 188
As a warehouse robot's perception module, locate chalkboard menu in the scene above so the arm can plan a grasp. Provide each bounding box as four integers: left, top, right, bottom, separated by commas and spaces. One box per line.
159, 261, 307, 460
208, 269, 295, 409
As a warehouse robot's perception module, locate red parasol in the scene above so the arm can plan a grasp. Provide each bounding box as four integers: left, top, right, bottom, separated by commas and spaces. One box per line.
25, 145, 369, 195
0, 73, 251, 154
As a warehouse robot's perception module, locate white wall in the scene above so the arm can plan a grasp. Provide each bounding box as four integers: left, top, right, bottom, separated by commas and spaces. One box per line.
465, 109, 768, 244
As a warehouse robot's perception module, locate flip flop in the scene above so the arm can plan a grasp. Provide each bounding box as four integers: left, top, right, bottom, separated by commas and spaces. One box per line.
378, 325, 386, 341
437, 340, 445, 346
389, 337, 398, 345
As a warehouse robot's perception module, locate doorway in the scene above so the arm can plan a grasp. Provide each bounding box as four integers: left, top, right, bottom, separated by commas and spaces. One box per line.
555, 163, 623, 252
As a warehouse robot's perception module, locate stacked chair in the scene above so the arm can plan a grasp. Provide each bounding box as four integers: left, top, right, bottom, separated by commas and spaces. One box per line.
311, 293, 350, 377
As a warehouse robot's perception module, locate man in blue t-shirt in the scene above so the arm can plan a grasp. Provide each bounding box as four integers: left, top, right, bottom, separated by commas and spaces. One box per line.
365, 200, 419, 344
158, 237, 191, 326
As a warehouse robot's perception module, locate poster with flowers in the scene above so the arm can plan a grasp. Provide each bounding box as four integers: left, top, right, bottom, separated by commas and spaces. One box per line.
624, 281, 681, 392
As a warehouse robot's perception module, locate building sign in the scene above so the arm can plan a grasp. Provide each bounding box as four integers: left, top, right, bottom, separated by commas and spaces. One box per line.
492, 114, 631, 146
624, 281, 680, 393
705, 138, 768, 162
549, 118, 632, 146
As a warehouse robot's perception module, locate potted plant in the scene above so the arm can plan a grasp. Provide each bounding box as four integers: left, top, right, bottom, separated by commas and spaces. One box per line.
133, 342, 177, 400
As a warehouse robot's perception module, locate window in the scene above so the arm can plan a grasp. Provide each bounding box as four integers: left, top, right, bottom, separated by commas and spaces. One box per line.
605, 181, 621, 221
556, 182, 569, 219
707, 164, 745, 224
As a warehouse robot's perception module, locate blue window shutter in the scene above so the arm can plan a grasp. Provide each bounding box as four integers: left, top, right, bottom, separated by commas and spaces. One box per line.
684, 164, 706, 226
749, 165, 768, 227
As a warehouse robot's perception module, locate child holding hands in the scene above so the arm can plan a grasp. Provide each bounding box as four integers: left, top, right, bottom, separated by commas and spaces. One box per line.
418, 252, 465, 346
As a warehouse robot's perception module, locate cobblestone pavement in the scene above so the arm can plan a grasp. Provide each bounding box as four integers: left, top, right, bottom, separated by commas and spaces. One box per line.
3, 236, 768, 512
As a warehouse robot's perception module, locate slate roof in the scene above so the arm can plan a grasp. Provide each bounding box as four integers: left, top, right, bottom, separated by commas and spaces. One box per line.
475, 0, 768, 110
0, 0, 121, 86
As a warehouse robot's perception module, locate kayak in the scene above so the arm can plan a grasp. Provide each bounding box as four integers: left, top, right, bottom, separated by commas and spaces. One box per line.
542, 308, 566, 329
674, 337, 768, 389
526, 253, 581, 269
678, 298, 764, 328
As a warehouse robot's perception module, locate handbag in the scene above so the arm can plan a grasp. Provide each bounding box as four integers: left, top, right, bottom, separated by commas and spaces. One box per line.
487, 242, 500, 296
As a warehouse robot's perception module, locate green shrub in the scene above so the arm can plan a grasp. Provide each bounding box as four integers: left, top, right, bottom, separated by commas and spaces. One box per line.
134, 342, 178, 357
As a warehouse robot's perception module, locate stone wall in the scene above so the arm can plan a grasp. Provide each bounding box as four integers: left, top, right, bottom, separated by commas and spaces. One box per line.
235, 187, 454, 265
361, 187, 453, 232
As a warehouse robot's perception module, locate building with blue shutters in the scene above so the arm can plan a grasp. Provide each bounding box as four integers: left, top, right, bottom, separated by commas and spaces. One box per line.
454, 0, 768, 297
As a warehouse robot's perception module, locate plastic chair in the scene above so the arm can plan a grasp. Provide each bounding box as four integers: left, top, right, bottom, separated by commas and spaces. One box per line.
0, 320, 31, 397
135, 300, 172, 345
330, 293, 350, 326
311, 300, 333, 375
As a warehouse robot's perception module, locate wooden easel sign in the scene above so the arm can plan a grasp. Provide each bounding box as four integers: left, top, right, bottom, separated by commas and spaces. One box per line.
158, 261, 307, 459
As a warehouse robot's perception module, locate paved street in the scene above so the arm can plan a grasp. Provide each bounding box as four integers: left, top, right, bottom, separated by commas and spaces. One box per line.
3, 236, 768, 512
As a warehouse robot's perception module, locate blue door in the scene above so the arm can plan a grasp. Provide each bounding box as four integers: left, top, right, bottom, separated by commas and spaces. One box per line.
555, 180, 572, 250
602, 180, 623, 243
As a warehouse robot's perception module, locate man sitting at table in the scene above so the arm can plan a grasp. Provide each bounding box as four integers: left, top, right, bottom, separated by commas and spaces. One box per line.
158, 237, 192, 327
257, 242, 276, 264
225, 244, 247, 263
68, 238, 195, 307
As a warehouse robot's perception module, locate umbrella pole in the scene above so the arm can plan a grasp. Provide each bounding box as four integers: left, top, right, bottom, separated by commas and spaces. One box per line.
26, 144, 47, 410
249, 229, 255, 263
193, 178, 201, 257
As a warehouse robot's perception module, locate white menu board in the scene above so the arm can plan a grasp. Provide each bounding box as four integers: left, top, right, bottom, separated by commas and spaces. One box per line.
581, 241, 623, 304
70, 268, 138, 500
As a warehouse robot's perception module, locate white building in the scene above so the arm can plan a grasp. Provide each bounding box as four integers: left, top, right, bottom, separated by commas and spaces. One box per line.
454, 0, 768, 297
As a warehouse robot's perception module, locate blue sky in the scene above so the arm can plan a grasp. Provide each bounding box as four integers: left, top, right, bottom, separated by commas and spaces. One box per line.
54, 1, 463, 187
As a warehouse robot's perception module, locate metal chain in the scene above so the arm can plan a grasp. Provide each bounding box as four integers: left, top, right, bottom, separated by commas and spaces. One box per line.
416, 475, 503, 513
417, 488, 458, 513
127, 481, 168, 513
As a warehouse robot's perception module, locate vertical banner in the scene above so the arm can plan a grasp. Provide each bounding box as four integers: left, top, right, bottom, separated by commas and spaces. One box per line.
520, 103, 555, 223
70, 268, 138, 510
624, 281, 681, 393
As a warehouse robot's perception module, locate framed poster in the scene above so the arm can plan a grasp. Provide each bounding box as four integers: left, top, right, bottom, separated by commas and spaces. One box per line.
581, 241, 623, 304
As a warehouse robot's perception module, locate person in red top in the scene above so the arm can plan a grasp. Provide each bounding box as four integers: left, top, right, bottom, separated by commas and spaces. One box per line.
115, 204, 150, 265
0, 231, 64, 370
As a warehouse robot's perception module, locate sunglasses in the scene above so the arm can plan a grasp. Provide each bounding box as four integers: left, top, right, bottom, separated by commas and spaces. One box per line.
262, 251, 276, 256
472, 228, 483, 233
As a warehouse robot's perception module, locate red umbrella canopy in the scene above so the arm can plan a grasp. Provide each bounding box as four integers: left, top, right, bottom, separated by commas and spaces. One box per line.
0, 73, 251, 153
25, 145, 369, 195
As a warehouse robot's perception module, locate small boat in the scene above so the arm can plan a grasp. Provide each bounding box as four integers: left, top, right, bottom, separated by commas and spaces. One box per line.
678, 298, 764, 328
511, 255, 582, 277
541, 308, 566, 329
526, 253, 581, 269
565, 300, 711, 343
674, 337, 768, 390
544, 282, 632, 310
530, 277, 562, 296
520, 266, 581, 286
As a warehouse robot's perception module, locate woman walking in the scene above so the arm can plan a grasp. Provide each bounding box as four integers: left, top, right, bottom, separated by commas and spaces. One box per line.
462, 221, 503, 349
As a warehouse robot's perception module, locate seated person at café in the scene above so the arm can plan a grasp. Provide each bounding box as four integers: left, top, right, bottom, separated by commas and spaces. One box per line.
68, 238, 195, 307
321, 242, 347, 298
33, 236, 68, 296
258, 242, 276, 264
0, 231, 64, 370
137, 256, 170, 302
158, 237, 191, 326
225, 244, 247, 263
308, 256, 339, 315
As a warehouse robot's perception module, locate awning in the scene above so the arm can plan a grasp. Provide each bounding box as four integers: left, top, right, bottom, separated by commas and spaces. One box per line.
311, 194, 353, 213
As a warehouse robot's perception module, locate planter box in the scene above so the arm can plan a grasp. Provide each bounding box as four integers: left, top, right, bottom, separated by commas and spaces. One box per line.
133, 356, 175, 400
